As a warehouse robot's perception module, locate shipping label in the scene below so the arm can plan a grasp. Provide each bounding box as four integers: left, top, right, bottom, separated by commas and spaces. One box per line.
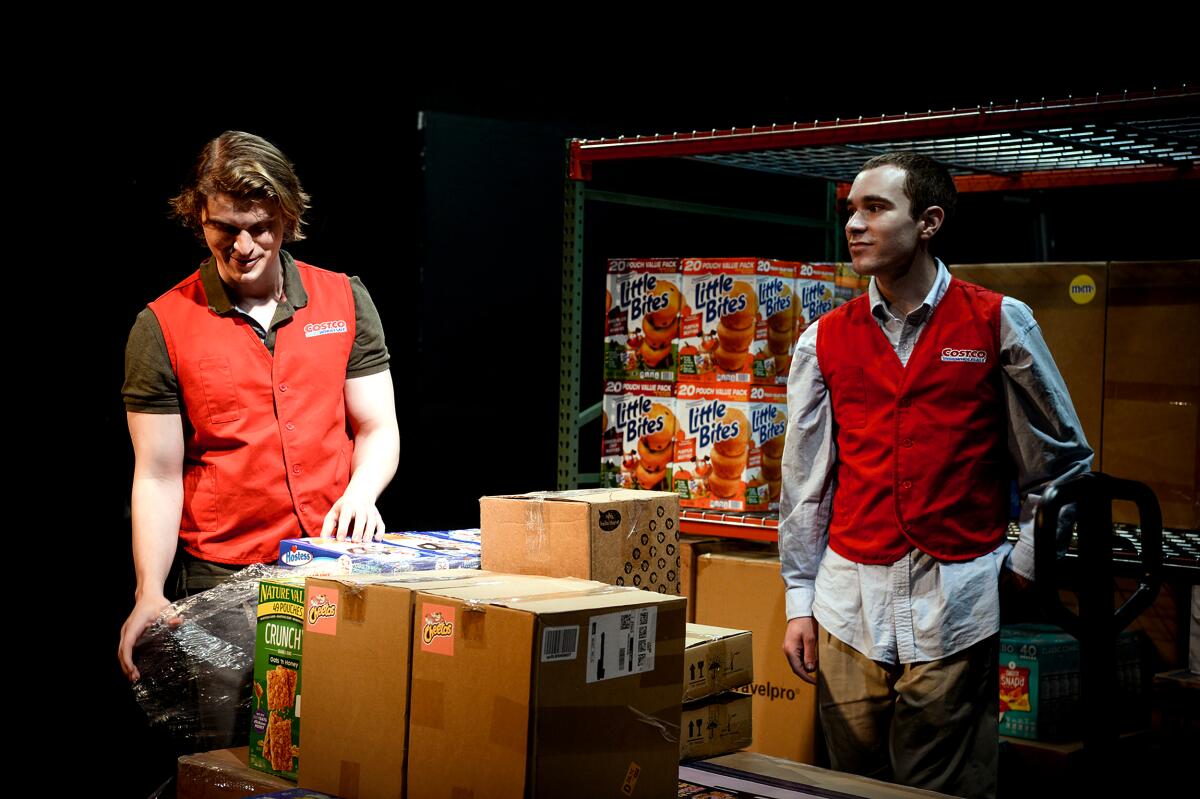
586, 606, 658, 683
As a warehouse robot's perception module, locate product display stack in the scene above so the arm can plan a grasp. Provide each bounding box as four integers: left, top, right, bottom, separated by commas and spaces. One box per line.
680, 623, 754, 760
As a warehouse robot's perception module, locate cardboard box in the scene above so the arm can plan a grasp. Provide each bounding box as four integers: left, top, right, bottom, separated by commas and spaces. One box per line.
684, 623, 753, 701
673, 383, 768, 511
480, 489, 681, 593
680, 692, 753, 760
677, 536, 764, 622
297, 571, 493, 799
600, 380, 676, 492
694, 550, 819, 763
750, 260, 799, 386
250, 577, 306, 780
604, 258, 681, 382
407, 574, 686, 798
176, 747, 291, 799
1102, 261, 1199, 530
795, 261, 837, 335
948, 262, 1108, 473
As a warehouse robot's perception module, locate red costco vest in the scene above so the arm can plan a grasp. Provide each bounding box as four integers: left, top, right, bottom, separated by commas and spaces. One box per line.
149, 261, 356, 565
815, 278, 1010, 564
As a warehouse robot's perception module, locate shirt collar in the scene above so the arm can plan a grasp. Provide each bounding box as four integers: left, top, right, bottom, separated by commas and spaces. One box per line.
199, 250, 308, 315
869, 258, 950, 323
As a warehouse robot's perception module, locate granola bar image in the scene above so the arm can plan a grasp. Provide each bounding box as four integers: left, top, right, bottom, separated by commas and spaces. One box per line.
267, 713, 293, 771
266, 665, 297, 711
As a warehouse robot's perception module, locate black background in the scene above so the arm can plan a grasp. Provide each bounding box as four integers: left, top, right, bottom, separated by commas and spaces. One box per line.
32, 63, 1194, 795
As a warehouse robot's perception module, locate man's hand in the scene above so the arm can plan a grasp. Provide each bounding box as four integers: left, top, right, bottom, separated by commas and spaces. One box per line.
118, 593, 179, 682
783, 616, 819, 684
321, 488, 386, 542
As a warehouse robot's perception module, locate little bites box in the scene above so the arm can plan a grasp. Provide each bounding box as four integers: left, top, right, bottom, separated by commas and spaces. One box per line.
250, 577, 306, 780
601, 379, 677, 492
677, 258, 759, 384
604, 258, 681, 382
795, 262, 836, 339
748, 384, 789, 511
407, 575, 686, 799
750, 260, 799, 386
673, 383, 768, 511
481, 489, 682, 594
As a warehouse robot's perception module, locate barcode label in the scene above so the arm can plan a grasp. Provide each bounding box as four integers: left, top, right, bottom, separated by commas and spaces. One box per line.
587, 607, 657, 683
541, 626, 579, 662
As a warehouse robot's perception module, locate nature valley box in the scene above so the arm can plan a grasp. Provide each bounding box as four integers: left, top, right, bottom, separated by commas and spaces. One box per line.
250, 576, 306, 780
407, 574, 687, 798
297, 571, 494, 799
480, 489, 682, 593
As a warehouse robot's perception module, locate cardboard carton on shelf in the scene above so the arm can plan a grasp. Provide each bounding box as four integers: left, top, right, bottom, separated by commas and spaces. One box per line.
684, 623, 753, 702
480, 488, 681, 593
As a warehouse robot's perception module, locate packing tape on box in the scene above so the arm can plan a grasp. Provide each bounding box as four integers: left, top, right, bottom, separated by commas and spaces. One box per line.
460, 583, 643, 611
489, 695, 529, 752
525, 499, 548, 556
627, 704, 681, 743
338, 759, 361, 799
410, 678, 445, 730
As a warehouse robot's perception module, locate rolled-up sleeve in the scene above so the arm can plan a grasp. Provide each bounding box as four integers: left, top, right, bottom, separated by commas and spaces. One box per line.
780, 320, 837, 619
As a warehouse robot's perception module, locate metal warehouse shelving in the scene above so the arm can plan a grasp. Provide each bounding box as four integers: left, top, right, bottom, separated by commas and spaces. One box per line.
557, 86, 1199, 543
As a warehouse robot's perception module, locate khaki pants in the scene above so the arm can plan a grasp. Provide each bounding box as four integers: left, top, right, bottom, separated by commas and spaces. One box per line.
817, 629, 998, 799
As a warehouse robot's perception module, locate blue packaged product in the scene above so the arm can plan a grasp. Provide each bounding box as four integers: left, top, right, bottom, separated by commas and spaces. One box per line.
277, 537, 466, 575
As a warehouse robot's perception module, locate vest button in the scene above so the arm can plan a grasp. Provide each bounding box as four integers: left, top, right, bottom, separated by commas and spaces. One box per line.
286, 422, 296, 431
279, 383, 288, 392
292, 465, 302, 475
300, 503, 309, 513
902, 438, 913, 447
901, 480, 912, 489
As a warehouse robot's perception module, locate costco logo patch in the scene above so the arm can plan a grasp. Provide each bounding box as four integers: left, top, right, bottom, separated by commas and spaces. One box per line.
941, 347, 987, 364
304, 320, 348, 338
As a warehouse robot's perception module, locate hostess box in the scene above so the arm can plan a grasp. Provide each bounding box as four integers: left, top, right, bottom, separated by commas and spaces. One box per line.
278, 537, 474, 575
250, 576, 306, 779
375, 530, 481, 569
684, 623, 754, 702
600, 379, 676, 492
480, 488, 681, 593
407, 574, 686, 798
677, 258, 759, 384
298, 571, 494, 799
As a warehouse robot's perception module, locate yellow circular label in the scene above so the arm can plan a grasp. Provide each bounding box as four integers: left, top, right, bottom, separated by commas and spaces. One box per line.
1069, 274, 1097, 305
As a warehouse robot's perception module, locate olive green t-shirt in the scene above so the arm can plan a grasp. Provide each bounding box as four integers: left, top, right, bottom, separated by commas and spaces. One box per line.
123, 251, 390, 414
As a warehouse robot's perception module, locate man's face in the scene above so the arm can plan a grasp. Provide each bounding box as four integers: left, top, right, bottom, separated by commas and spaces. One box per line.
844, 165, 926, 278
201, 193, 285, 294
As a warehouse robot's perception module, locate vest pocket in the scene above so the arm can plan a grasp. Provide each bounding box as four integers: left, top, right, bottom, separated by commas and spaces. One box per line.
181, 463, 219, 532
197, 356, 242, 424
835, 367, 868, 429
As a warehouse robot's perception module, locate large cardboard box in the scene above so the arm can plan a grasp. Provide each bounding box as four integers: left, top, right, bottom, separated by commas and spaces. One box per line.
407, 574, 686, 798
694, 550, 819, 763
680, 692, 753, 760
684, 623, 753, 701
297, 572, 493, 799
1102, 261, 1200, 530
949, 261, 1108, 470
677, 536, 762, 622
480, 489, 682, 593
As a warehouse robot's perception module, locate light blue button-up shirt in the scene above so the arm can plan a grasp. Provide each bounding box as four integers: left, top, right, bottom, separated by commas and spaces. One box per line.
779, 261, 1093, 663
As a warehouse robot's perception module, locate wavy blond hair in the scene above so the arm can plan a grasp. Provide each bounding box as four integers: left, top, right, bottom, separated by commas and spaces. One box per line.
171, 131, 311, 242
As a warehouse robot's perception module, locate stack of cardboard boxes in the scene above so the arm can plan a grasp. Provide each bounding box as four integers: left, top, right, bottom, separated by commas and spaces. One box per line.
681, 624, 754, 760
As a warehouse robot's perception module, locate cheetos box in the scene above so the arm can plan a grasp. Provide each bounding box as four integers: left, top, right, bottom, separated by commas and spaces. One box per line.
407, 574, 686, 798
480, 489, 682, 593
297, 571, 494, 798
677, 258, 759, 385
604, 258, 681, 382
673, 383, 768, 511
601, 379, 676, 492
